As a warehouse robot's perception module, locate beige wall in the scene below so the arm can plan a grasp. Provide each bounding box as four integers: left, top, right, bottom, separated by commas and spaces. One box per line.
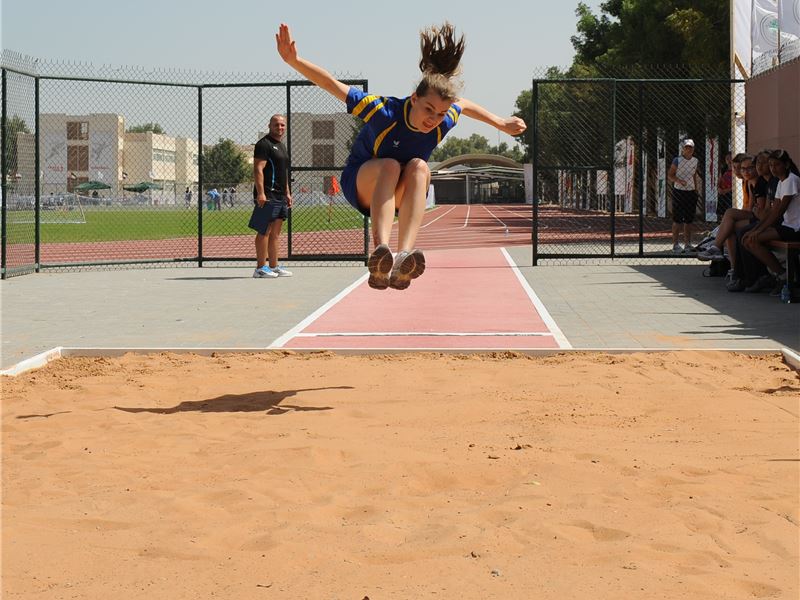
746, 57, 800, 161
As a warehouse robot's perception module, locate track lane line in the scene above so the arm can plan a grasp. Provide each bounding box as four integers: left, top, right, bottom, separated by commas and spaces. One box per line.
500, 247, 572, 349
269, 272, 369, 348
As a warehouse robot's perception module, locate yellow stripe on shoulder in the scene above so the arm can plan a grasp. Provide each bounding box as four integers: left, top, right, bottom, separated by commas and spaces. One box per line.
373, 122, 397, 156
352, 95, 380, 118
363, 101, 385, 123
448, 107, 459, 123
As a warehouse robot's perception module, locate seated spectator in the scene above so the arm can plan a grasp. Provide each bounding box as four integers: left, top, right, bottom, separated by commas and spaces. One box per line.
740, 149, 800, 293
697, 154, 764, 275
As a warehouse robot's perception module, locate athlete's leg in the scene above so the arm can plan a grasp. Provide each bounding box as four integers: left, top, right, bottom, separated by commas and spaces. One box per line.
266, 219, 283, 269
255, 233, 268, 268
395, 158, 430, 252
356, 158, 402, 246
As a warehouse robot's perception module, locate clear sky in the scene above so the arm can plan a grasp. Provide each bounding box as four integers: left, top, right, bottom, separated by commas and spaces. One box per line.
1, 0, 603, 145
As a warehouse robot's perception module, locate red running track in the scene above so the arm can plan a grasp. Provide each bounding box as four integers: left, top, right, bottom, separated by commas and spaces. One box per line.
3, 204, 675, 269
273, 246, 570, 350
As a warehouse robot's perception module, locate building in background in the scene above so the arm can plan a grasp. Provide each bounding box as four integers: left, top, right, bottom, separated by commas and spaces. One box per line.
17, 113, 199, 202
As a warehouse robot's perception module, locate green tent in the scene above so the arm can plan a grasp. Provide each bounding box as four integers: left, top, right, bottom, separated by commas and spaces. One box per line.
75, 180, 111, 191
122, 182, 164, 193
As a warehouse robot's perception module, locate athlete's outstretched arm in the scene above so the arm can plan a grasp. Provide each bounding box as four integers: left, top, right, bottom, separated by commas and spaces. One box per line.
457, 98, 527, 136
276, 24, 349, 102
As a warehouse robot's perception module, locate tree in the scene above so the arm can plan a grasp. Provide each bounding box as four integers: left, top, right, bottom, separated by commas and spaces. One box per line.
430, 133, 524, 163
513, 2, 730, 161
202, 138, 250, 189
570, 1, 727, 75
3, 115, 31, 175
127, 122, 166, 134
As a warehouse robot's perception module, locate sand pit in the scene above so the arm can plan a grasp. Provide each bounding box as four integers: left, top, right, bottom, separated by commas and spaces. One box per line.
2, 350, 798, 599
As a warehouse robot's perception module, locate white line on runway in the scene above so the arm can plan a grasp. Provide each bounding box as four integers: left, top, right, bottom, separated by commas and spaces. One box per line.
293, 331, 555, 337
500, 247, 572, 349
420, 205, 457, 228
269, 273, 369, 347
483, 205, 508, 228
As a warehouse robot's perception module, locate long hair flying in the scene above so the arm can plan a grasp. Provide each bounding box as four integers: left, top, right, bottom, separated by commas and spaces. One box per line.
415, 22, 465, 101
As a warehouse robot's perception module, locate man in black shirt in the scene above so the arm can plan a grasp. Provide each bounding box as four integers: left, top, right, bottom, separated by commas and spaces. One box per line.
249, 114, 293, 278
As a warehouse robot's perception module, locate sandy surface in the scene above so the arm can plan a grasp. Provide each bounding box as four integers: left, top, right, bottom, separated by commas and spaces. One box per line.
2, 351, 798, 599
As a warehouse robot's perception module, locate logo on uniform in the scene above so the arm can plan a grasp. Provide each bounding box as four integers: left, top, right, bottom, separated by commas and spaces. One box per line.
392, 140, 400, 148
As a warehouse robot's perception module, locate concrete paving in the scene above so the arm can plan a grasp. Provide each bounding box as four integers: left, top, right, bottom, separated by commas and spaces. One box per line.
2, 253, 797, 370
506, 247, 797, 351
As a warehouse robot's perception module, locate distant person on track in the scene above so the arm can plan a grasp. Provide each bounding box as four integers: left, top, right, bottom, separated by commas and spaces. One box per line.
250, 114, 293, 279
667, 138, 702, 254
276, 22, 526, 290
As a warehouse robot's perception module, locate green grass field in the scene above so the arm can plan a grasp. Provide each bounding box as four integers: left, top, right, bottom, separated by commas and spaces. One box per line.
6, 206, 365, 244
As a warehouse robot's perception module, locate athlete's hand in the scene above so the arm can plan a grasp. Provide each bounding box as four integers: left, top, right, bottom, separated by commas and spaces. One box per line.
256, 193, 267, 208
276, 24, 298, 65
286, 193, 293, 208
500, 117, 527, 136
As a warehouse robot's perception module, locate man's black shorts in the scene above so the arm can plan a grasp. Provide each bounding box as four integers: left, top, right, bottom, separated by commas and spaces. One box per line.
248, 193, 288, 234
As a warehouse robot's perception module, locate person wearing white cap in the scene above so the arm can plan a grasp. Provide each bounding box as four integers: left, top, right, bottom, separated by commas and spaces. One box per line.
667, 139, 702, 253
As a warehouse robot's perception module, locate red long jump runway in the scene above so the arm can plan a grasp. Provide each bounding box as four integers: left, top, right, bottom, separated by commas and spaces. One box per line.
272, 246, 571, 351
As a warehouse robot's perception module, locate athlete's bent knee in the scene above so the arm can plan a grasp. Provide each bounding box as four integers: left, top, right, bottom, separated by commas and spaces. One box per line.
378, 158, 402, 178
403, 158, 430, 179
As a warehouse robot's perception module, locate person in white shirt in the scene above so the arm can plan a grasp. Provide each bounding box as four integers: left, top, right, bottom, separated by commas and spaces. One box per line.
741, 149, 800, 292
667, 139, 702, 253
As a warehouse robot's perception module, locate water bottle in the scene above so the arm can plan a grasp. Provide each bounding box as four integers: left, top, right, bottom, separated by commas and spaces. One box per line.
780, 283, 792, 304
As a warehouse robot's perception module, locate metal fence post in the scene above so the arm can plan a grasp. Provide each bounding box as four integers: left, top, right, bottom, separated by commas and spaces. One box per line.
197, 86, 203, 267
637, 82, 644, 256
286, 83, 292, 258
610, 80, 617, 258
531, 79, 539, 267
1, 69, 7, 279
35, 76, 41, 271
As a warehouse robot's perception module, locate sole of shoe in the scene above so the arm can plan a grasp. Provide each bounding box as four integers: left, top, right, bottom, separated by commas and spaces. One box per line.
389, 250, 425, 290
367, 244, 392, 290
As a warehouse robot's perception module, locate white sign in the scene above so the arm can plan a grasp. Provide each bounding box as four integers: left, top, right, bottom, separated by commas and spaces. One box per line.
524, 163, 534, 204
752, 0, 779, 55
656, 132, 666, 218
42, 131, 67, 185
625, 137, 635, 214
89, 131, 115, 183
780, 0, 800, 37
705, 136, 719, 221
596, 170, 608, 196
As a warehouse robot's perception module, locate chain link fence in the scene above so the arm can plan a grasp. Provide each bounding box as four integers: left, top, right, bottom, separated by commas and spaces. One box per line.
530, 66, 746, 263
3, 53, 755, 275
1, 51, 368, 277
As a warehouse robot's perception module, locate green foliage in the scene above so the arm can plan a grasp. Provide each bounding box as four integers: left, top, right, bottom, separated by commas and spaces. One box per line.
126, 122, 166, 134
3, 115, 31, 175
570, 0, 728, 75
513, 1, 731, 163
431, 133, 524, 163
202, 138, 250, 189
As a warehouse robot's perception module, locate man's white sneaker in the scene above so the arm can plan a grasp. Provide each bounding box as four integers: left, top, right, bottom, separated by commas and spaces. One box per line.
274, 266, 293, 277
253, 266, 279, 278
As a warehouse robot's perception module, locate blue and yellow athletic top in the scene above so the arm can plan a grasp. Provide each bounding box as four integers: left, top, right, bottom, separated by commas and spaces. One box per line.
345, 86, 461, 171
